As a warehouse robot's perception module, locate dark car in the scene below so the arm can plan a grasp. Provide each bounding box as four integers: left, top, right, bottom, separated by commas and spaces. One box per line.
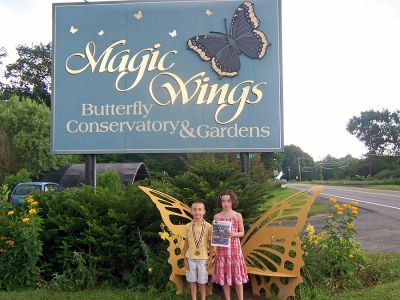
9, 182, 61, 206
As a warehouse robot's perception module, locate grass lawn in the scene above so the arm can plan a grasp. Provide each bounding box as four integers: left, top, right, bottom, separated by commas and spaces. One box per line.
319, 279, 400, 300
1, 278, 399, 300
0, 289, 190, 300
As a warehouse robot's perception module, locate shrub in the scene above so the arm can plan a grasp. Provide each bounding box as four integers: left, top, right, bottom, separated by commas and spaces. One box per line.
96, 169, 123, 193
3, 169, 32, 189
36, 180, 173, 290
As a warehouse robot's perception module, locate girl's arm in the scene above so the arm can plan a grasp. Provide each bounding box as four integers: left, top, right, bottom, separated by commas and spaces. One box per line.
235, 212, 245, 238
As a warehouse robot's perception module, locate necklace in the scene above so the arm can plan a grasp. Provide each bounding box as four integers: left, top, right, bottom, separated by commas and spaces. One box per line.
192, 220, 205, 256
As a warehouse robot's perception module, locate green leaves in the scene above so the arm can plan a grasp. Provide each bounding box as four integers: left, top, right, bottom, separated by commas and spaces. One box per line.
347, 109, 400, 155
1, 43, 51, 106
0, 97, 79, 178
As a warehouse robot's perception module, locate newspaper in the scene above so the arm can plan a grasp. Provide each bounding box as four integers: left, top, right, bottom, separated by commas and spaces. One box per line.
211, 220, 232, 247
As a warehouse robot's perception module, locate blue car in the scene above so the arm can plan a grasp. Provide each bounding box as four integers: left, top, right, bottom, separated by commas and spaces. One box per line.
9, 182, 61, 206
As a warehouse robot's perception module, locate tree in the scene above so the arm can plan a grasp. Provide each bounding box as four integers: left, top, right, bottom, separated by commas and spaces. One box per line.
260, 152, 284, 177
347, 109, 400, 155
0, 47, 7, 95
171, 155, 270, 223
281, 145, 314, 181
0, 47, 6, 67
0, 96, 79, 178
1, 43, 51, 106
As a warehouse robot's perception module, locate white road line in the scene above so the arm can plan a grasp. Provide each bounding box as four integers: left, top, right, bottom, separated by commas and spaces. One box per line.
325, 187, 400, 198
321, 192, 400, 211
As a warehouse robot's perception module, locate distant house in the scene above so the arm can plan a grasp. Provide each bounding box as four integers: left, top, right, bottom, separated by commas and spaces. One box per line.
42, 163, 150, 188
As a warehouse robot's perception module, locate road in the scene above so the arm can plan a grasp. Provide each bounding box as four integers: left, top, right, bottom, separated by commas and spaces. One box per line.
288, 183, 400, 253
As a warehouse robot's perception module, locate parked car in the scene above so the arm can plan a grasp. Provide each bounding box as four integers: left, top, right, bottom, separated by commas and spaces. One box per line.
9, 182, 61, 206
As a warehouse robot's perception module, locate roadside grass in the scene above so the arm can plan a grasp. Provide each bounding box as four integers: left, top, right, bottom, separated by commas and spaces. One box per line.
362, 184, 400, 191
300, 181, 400, 191
260, 186, 329, 217
299, 279, 400, 300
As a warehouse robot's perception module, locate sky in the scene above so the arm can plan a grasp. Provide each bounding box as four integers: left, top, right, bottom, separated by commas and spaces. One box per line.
0, 0, 399, 161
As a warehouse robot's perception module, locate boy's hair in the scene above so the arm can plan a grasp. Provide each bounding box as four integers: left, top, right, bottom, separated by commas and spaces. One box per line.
217, 189, 239, 209
191, 200, 206, 209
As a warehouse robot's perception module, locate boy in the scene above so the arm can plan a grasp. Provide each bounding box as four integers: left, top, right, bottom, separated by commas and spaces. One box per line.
182, 201, 213, 300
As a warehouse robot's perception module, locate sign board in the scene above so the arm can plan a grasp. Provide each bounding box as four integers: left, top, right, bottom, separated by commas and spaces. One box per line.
51, 0, 283, 154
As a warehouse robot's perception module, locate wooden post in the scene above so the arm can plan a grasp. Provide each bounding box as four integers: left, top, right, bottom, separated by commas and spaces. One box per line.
85, 154, 96, 187
240, 152, 250, 180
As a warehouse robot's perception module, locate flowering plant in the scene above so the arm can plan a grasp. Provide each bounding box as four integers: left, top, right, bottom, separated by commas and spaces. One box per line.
0, 195, 43, 290
301, 198, 365, 291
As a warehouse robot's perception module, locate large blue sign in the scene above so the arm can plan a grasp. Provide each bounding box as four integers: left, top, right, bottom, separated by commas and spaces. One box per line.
51, 0, 283, 153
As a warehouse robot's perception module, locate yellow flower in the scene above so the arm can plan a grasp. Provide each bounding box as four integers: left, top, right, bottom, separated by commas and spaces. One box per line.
348, 253, 354, 259
329, 198, 337, 203
5, 240, 15, 247
348, 223, 354, 229
7, 210, 15, 216
22, 217, 30, 223
334, 204, 341, 210
309, 235, 319, 244
29, 208, 37, 215
351, 201, 359, 206
26, 197, 34, 203
343, 204, 351, 209
306, 224, 314, 234
159, 231, 170, 240
31, 201, 39, 206
337, 211, 344, 215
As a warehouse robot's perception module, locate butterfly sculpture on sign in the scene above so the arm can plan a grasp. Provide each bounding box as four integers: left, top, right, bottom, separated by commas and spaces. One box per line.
139, 185, 323, 299
187, 1, 269, 79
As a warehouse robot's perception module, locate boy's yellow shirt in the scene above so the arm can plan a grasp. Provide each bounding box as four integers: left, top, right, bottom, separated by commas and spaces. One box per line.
184, 220, 212, 260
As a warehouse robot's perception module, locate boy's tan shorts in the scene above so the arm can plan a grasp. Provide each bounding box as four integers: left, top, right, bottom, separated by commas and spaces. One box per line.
186, 258, 208, 284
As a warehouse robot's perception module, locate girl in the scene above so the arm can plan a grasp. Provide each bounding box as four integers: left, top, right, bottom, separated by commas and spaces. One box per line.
211, 189, 248, 300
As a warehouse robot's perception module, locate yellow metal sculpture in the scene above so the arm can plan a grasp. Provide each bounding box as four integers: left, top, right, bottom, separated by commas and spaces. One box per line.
139, 185, 322, 300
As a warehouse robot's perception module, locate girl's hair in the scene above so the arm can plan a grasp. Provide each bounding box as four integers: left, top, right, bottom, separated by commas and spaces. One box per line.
217, 189, 239, 209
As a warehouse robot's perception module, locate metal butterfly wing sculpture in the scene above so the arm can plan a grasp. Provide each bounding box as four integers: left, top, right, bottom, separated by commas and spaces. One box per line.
139, 185, 323, 298
187, 1, 270, 78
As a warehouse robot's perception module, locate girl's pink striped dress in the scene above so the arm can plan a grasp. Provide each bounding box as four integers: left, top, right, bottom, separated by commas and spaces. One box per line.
211, 214, 249, 285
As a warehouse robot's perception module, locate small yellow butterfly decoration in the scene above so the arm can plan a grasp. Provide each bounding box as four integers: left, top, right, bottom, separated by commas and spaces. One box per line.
205, 9, 213, 16
139, 185, 323, 299
69, 26, 78, 34
134, 10, 143, 20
